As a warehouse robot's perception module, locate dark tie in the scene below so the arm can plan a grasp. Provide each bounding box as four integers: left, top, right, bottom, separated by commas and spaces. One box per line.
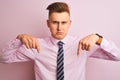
57, 41, 64, 80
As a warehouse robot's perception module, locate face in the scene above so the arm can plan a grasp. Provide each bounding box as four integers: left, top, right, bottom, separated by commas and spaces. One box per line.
47, 12, 71, 40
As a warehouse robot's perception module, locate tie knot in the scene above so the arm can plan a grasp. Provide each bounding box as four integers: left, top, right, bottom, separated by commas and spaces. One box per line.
58, 41, 64, 47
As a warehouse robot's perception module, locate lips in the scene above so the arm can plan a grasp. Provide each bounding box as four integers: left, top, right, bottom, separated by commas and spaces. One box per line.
57, 32, 63, 35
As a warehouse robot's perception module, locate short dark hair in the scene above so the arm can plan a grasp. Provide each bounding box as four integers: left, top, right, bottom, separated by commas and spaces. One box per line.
46, 2, 70, 17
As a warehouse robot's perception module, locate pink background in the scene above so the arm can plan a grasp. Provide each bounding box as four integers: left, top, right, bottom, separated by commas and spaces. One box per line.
0, 0, 120, 80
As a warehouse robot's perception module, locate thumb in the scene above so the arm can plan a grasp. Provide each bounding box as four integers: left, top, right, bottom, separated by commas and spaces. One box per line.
77, 42, 81, 56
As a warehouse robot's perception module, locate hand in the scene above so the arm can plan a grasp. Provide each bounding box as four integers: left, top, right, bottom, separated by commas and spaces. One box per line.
17, 34, 40, 53
77, 34, 99, 56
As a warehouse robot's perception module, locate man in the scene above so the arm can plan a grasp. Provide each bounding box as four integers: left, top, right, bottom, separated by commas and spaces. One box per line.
1, 2, 120, 80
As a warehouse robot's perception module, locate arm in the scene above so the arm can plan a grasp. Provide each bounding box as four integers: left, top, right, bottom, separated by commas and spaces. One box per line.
89, 38, 120, 61
77, 33, 100, 55
17, 34, 40, 53
77, 33, 120, 61
0, 35, 38, 63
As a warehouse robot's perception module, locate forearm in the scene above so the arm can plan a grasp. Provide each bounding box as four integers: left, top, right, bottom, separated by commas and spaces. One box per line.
89, 38, 120, 61
101, 38, 120, 60
0, 39, 34, 63
0, 39, 22, 63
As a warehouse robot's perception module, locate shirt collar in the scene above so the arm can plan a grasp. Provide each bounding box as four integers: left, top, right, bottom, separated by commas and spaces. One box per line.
50, 35, 70, 45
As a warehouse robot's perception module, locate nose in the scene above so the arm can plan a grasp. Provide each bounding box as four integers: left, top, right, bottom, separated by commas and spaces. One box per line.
57, 23, 62, 31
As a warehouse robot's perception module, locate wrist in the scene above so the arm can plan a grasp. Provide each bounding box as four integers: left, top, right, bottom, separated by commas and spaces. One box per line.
95, 33, 103, 45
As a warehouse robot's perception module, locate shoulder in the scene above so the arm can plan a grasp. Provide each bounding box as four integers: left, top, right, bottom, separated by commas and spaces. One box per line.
65, 35, 80, 46
67, 35, 80, 42
37, 37, 52, 46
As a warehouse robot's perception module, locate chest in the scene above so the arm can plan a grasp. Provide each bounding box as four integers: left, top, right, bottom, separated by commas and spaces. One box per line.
34, 42, 87, 71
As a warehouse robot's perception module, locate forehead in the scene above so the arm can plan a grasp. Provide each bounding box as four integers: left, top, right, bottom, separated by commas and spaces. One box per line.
49, 12, 70, 21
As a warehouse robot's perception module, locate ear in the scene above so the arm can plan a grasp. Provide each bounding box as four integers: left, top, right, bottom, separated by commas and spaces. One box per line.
69, 20, 72, 27
47, 20, 50, 28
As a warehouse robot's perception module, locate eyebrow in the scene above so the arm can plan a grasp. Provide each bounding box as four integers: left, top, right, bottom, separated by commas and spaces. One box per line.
52, 21, 67, 23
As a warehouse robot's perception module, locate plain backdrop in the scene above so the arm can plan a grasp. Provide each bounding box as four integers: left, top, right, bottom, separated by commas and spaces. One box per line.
0, 0, 120, 80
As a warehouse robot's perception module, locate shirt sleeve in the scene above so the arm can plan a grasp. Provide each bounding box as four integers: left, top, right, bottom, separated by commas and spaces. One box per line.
0, 39, 37, 63
88, 38, 120, 61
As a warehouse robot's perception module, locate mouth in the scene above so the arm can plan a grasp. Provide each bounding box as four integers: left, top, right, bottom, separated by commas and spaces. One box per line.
56, 32, 63, 35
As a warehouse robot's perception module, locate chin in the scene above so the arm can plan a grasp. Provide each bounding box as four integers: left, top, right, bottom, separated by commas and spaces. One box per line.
55, 36, 65, 40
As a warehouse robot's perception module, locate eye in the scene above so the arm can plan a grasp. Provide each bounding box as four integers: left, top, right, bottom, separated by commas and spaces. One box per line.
62, 21, 67, 25
52, 21, 58, 24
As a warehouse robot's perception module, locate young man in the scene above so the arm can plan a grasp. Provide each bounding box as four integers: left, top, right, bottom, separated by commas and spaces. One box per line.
1, 2, 120, 80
